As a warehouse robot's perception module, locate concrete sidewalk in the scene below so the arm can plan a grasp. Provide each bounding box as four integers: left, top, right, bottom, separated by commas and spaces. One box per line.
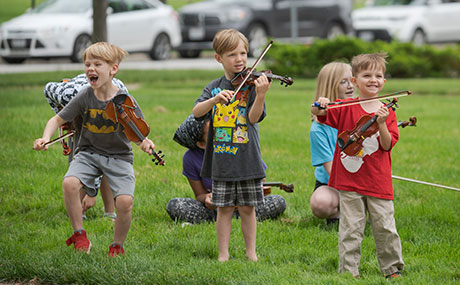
0, 53, 257, 74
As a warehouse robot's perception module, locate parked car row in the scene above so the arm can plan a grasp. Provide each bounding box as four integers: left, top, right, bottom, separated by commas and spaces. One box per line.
0, 0, 181, 64
1, 0, 460, 64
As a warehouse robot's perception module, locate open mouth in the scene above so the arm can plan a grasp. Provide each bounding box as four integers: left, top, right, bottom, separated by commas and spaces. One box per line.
88, 75, 98, 84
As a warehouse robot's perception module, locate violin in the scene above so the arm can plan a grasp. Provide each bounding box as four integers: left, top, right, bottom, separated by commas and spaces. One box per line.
231, 68, 293, 87
337, 98, 398, 156
263, 182, 294, 196
105, 94, 165, 166
398, 116, 417, 128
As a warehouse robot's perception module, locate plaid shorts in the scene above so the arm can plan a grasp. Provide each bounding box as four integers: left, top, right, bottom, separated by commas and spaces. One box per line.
211, 179, 264, 207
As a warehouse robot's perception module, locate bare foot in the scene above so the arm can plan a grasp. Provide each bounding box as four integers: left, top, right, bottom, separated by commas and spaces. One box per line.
246, 255, 258, 262
218, 255, 229, 262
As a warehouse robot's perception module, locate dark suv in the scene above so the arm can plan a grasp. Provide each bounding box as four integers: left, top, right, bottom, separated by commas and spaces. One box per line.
178, 0, 353, 58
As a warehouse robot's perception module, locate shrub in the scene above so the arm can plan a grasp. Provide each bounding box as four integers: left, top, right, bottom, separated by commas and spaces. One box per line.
264, 37, 460, 78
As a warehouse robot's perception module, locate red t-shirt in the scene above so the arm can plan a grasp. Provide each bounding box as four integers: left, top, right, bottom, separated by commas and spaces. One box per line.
317, 99, 399, 200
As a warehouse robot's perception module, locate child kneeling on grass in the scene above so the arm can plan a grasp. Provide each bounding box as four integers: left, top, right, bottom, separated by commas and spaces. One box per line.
33, 42, 156, 257
311, 52, 404, 278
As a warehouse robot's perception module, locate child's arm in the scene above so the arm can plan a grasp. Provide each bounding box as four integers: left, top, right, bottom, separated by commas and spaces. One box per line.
248, 73, 271, 124
33, 114, 66, 151
192, 90, 233, 118
311, 97, 330, 117
376, 105, 392, 151
187, 178, 216, 210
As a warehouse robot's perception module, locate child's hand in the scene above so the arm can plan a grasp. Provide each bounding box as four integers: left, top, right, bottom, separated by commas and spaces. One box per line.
213, 90, 234, 105
254, 73, 271, 97
376, 105, 389, 124
33, 138, 49, 151
315, 97, 331, 109
82, 195, 97, 211
139, 137, 155, 155
204, 193, 216, 210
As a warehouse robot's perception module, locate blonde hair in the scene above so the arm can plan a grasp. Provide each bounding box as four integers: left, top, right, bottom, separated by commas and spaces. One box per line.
311, 62, 351, 121
82, 42, 128, 65
351, 52, 388, 75
212, 29, 248, 55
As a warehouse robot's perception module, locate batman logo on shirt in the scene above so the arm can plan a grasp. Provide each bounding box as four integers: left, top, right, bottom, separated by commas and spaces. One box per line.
82, 108, 116, 134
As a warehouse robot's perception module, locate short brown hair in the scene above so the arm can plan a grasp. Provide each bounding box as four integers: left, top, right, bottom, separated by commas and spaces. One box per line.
351, 52, 388, 75
82, 42, 128, 65
212, 29, 248, 55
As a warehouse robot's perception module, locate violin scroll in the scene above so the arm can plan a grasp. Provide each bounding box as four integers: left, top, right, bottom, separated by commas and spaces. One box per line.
398, 116, 417, 128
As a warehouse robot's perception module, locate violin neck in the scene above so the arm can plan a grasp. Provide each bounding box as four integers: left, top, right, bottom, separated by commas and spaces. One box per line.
263, 182, 283, 187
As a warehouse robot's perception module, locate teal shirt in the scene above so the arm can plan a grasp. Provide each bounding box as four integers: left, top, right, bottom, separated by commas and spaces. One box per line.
309, 121, 337, 184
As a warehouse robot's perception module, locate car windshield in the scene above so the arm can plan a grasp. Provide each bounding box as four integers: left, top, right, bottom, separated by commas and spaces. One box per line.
31, 0, 92, 14
370, 0, 427, 6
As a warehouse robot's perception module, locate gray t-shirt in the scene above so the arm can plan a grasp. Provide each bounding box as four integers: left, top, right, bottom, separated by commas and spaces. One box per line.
196, 76, 266, 181
58, 86, 142, 164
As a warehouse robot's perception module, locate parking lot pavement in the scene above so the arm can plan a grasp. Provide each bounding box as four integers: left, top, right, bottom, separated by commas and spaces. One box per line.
0, 54, 223, 74
0, 53, 256, 74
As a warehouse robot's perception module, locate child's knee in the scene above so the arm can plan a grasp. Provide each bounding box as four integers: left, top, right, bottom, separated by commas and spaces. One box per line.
62, 177, 82, 194
115, 195, 133, 211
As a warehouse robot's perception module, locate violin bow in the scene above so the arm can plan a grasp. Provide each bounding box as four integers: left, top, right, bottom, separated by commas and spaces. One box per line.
392, 175, 460, 192
313, 90, 412, 109
43, 130, 76, 147
229, 40, 274, 103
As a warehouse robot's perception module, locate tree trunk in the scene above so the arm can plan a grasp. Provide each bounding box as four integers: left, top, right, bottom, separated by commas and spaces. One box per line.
93, 0, 108, 43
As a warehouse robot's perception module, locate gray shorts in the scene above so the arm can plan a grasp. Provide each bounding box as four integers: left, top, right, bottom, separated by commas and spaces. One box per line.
212, 179, 264, 207
64, 151, 135, 198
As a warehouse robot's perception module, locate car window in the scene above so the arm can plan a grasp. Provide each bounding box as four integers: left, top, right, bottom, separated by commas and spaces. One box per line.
109, 0, 128, 13
124, 0, 153, 11
33, 0, 92, 13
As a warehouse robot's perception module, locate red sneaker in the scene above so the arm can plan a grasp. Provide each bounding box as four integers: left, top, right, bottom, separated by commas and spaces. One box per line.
65, 230, 91, 253
108, 243, 125, 257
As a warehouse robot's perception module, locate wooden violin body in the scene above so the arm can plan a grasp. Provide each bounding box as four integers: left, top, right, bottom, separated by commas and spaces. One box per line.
337, 99, 398, 156
105, 94, 165, 166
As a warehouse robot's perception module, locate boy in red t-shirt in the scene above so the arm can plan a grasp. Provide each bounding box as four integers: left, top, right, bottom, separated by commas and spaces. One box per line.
311, 53, 404, 279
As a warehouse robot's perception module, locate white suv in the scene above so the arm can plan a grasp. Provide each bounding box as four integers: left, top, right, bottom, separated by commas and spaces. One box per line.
353, 0, 460, 45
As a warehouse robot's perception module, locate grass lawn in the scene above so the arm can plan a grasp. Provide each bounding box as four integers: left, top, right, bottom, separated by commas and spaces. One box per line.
0, 70, 459, 284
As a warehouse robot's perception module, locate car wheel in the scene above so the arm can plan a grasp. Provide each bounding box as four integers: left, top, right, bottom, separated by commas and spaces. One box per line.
326, 23, 345, 39
71, 34, 92, 63
149, 33, 171, 60
412, 29, 426, 46
2, 57, 26, 64
247, 23, 268, 58
178, 50, 201, 58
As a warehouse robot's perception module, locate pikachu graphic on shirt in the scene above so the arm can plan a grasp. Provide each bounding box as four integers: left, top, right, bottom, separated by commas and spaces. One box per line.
214, 100, 239, 128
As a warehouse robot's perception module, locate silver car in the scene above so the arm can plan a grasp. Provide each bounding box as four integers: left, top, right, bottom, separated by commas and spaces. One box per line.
0, 0, 182, 64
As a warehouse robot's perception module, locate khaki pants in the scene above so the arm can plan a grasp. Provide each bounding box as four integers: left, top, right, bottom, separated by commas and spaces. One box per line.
338, 191, 404, 277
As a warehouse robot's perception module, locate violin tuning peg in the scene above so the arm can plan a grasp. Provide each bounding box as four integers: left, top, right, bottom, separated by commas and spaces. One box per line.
158, 150, 163, 154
